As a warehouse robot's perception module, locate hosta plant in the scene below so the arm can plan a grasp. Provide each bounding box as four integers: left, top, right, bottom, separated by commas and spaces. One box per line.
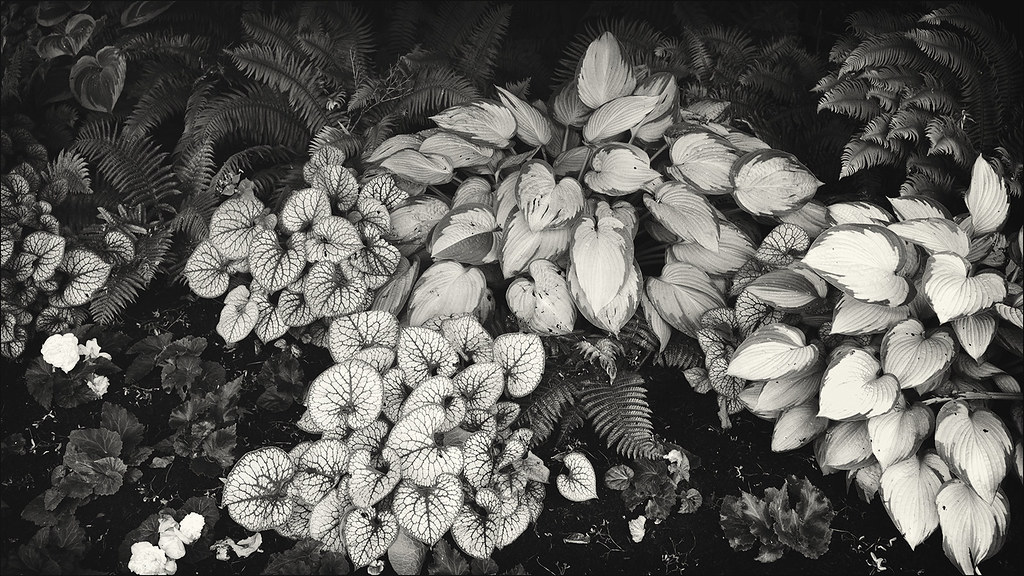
721, 154, 1022, 574
220, 312, 594, 570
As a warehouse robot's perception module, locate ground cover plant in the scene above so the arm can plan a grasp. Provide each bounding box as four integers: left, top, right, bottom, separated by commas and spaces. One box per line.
2, 1, 1022, 575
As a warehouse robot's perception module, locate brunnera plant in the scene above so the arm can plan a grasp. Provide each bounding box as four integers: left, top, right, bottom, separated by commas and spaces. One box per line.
220, 312, 598, 571
719, 154, 1022, 574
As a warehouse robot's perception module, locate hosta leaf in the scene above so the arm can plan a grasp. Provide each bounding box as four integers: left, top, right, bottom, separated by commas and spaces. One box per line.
963, 155, 1009, 235
216, 285, 260, 343
397, 326, 459, 387
727, 323, 819, 382
567, 202, 633, 312
499, 209, 572, 278
385, 405, 464, 486
70, 46, 126, 113
758, 369, 822, 413
21, 231, 65, 282
516, 160, 584, 232
392, 473, 463, 544
450, 503, 499, 559
646, 263, 725, 339
329, 311, 401, 364
847, 461, 882, 503
584, 144, 661, 196
880, 319, 956, 389
37, 14, 95, 58
921, 252, 1006, 324
305, 260, 369, 318
407, 262, 489, 328
776, 199, 829, 239
292, 438, 350, 505
249, 228, 305, 292
577, 32, 636, 109
887, 218, 970, 258
993, 303, 1022, 329
440, 315, 494, 363
802, 223, 912, 306
420, 132, 494, 169
818, 348, 899, 421
429, 203, 500, 265
306, 360, 384, 432
50, 249, 112, 307
951, 311, 997, 361
492, 332, 544, 397
381, 150, 455, 185
495, 85, 553, 147
772, 401, 828, 452
889, 195, 952, 221
867, 396, 933, 469
667, 221, 755, 276
667, 129, 740, 195
731, 150, 822, 217
208, 190, 265, 259
400, 376, 465, 432
345, 507, 399, 569
349, 447, 401, 509
429, 100, 515, 148
184, 240, 231, 299
745, 268, 827, 312
372, 256, 419, 316
936, 479, 1010, 574
826, 201, 894, 226
582, 95, 659, 143
643, 181, 719, 252
815, 420, 874, 471
830, 294, 910, 336
934, 400, 1012, 503
506, 259, 576, 336
556, 452, 597, 502
222, 447, 296, 531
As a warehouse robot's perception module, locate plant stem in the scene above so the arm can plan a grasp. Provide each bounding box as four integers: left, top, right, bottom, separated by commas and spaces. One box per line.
921, 391, 1023, 405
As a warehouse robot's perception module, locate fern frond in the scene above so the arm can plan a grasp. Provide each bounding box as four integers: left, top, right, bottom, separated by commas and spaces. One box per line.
888, 108, 932, 144
454, 2, 512, 87
817, 78, 880, 121
397, 65, 480, 121
119, 31, 211, 67
90, 225, 173, 324
72, 121, 180, 207
838, 33, 930, 75
228, 44, 331, 133
925, 116, 974, 168
298, 1, 375, 80
579, 372, 661, 459
240, 11, 304, 55
522, 373, 580, 447
123, 69, 197, 139
840, 139, 902, 178
845, 9, 921, 38
308, 126, 362, 159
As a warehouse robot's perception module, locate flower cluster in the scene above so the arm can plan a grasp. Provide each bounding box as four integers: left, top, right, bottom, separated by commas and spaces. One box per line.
127, 512, 205, 575
34, 332, 113, 402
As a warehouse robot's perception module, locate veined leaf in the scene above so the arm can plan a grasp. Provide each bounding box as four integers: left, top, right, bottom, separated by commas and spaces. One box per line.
419, 132, 494, 169
646, 263, 725, 339
951, 311, 997, 361
381, 150, 455, 185
396, 326, 459, 390
493, 332, 544, 397
879, 451, 950, 549
306, 360, 384, 432
280, 187, 331, 234
802, 223, 912, 307
50, 249, 112, 308
585, 143, 661, 196
963, 155, 1009, 235
328, 311, 400, 364
429, 203, 500, 265
731, 150, 822, 218
921, 252, 1006, 324
291, 438, 350, 505
495, 85, 553, 148
348, 447, 401, 509
208, 190, 266, 260
936, 479, 1010, 574
345, 507, 399, 569
20, 231, 65, 282
385, 405, 464, 486
868, 398, 933, 470
582, 95, 659, 143
450, 503, 499, 559
70, 46, 125, 113
248, 227, 306, 292
222, 447, 296, 531
772, 401, 828, 452
815, 420, 874, 472
440, 315, 494, 364
758, 369, 822, 413
826, 201, 894, 226
830, 294, 910, 336
452, 362, 504, 412
934, 400, 1012, 504
577, 31, 636, 109
880, 319, 956, 390
399, 376, 465, 432
643, 181, 719, 252
556, 452, 598, 502
667, 220, 754, 276
430, 100, 516, 148
887, 218, 970, 258
304, 260, 368, 319
506, 259, 576, 335
728, 323, 819, 382
818, 348, 899, 421
392, 473, 462, 544
217, 285, 260, 343
306, 216, 362, 263
308, 481, 353, 552
667, 129, 740, 195
888, 195, 951, 222
499, 209, 571, 278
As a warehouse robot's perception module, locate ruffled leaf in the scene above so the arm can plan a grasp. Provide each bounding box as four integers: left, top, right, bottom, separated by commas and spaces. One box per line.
921, 252, 1006, 324
505, 259, 576, 336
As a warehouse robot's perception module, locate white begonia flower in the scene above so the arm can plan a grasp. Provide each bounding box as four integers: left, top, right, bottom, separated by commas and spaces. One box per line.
86, 374, 110, 398
158, 531, 186, 560
128, 541, 177, 575
78, 338, 112, 360
41, 333, 80, 373
177, 512, 205, 545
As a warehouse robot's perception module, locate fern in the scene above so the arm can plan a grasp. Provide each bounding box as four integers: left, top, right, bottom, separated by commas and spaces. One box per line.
453, 3, 512, 88
72, 120, 180, 209
579, 372, 661, 460
396, 65, 480, 121
228, 44, 333, 133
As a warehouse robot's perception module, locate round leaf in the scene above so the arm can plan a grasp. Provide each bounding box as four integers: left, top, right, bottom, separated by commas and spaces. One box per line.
492, 332, 544, 397
306, 360, 385, 432
222, 447, 296, 531
392, 473, 463, 544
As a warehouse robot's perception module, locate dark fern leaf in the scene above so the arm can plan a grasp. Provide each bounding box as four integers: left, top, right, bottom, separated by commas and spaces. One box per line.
579, 372, 661, 460
453, 2, 512, 88
72, 120, 180, 208
90, 225, 173, 324
521, 372, 580, 448
228, 44, 332, 133
397, 65, 480, 122
240, 10, 304, 55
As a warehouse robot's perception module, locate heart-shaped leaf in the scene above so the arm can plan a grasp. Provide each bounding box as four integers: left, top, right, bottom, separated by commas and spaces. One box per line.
248, 227, 305, 292
585, 143, 662, 196
328, 311, 401, 364
576, 31, 636, 109
936, 479, 1010, 574
963, 154, 1009, 235
450, 364, 503, 415
643, 181, 720, 252
216, 285, 260, 343
392, 473, 463, 544
440, 315, 494, 363
280, 187, 331, 234
818, 348, 900, 421
70, 46, 126, 113
567, 201, 633, 309
731, 149, 822, 217
583, 95, 659, 143
406, 261, 489, 329
887, 218, 970, 258
222, 447, 296, 531
868, 398, 934, 470
20, 231, 66, 282
429, 203, 501, 265
399, 376, 466, 432
385, 405, 464, 486
667, 129, 740, 195
345, 507, 400, 568
304, 260, 369, 319
646, 262, 725, 339
830, 294, 910, 336
450, 503, 500, 559
291, 438, 350, 505
498, 209, 572, 278
306, 360, 384, 432
506, 259, 576, 336
815, 420, 874, 472
120, 1, 176, 28
515, 160, 584, 232
348, 447, 401, 509
880, 319, 956, 390
728, 323, 820, 382
755, 223, 810, 267
772, 401, 828, 452
758, 369, 822, 412
802, 223, 912, 307
492, 332, 544, 397
430, 100, 516, 148
50, 248, 112, 307
396, 326, 459, 387
879, 451, 950, 549
309, 481, 354, 552
935, 400, 1012, 503
951, 311, 997, 361
37, 14, 95, 59
556, 451, 597, 502
921, 252, 1006, 324
208, 189, 266, 259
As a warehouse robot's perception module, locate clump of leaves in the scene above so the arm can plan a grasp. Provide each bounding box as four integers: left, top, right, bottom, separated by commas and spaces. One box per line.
155, 375, 243, 478
124, 333, 226, 399
1, 515, 88, 575
220, 312, 572, 571
604, 445, 701, 524
255, 345, 307, 412
719, 475, 834, 562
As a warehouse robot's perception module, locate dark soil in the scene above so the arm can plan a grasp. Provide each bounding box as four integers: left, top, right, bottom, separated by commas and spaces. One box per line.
2, 282, 1022, 576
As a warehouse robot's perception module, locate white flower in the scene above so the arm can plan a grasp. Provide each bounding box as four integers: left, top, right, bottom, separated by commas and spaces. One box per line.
41, 333, 80, 373
78, 338, 112, 360
158, 531, 186, 560
177, 512, 205, 545
86, 374, 110, 398
128, 541, 177, 575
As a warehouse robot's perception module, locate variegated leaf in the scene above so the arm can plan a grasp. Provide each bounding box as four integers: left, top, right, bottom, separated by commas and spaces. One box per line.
222, 447, 296, 531
879, 451, 950, 549
818, 348, 899, 421
935, 400, 1012, 503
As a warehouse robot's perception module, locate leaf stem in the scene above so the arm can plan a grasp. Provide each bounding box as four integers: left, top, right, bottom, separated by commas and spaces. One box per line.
921, 391, 1023, 405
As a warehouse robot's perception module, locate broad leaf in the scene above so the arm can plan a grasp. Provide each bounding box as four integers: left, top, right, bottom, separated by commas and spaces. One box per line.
248, 228, 306, 292
348, 447, 401, 509
934, 400, 1011, 503
305, 260, 369, 318
576, 31, 636, 109
222, 447, 296, 531
583, 96, 659, 143
392, 473, 463, 544
951, 311, 997, 361
818, 348, 899, 421
815, 420, 874, 471
385, 405, 464, 486
963, 155, 1009, 235
452, 362, 504, 411
556, 452, 597, 502
50, 249, 112, 307
208, 190, 265, 259
328, 311, 401, 364
936, 479, 1010, 574
406, 262, 489, 328
585, 144, 661, 196
867, 398, 933, 470
921, 252, 1006, 324
772, 401, 828, 452
830, 294, 910, 336
515, 160, 584, 232
184, 240, 231, 298
666, 221, 755, 276
727, 323, 819, 382
430, 100, 516, 148
306, 360, 384, 432
766, 476, 834, 559
667, 129, 740, 195
731, 150, 822, 217
506, 259, 576, 335
879, 451, 950, 550
396, 326, 459, 387
645, 262, 725, 339
345, 507, 399, 569
802, 223, 912, 307
495, 85, 553, 147
388, 527, 428, 575
492, 332, 544, 397
429, 203, 501, 265
887, 218, 970, 258
643, 181, 719, 252
880, 319, 956, 389
69, 46, 125, 113
291, 438, 350, 505
216, 285, 259, 343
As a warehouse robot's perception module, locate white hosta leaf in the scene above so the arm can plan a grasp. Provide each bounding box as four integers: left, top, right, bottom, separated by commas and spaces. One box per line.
868, 398, 934, 470
515, 160, 584, 232
936, 479, 1010, 575
802, 223, 912, 307
816, 420, 874, 471
667, 129, 740, 195
827, 201, 894, 226
492, 332, 544, 397
407, 261, 489, 328
730, 149, 822, 217
934, 400, 1012, 503
881, 318, 956, 390
887, 218, 970, 258
758, 369, 822, 412
666, 220, 755, 276
568, 203, 632, 312
385, 405, 464, 486
576, 31, 636, 109
345, 507, 399, 569
222, 447, 296, 531
745, 268, 827, 312
643, 181, 719, 252
429, 99, 516, 148
306, 360, 384, 432
584, 143, 661, 196
772, 401, 828, 452
727, 323, 820, 382
499, 209, 572, 278
217, 285, 260, 343
645, 262, 725, 339
396, 326, 459, 387
993, 303, 1022, 329
366, 134, 423, 163
888, 195, 951, 222
847, 461, 882, 503
879, 451, 950, 549
583, 95, 659, 143
392, 473, 463, 544
419, 132, 494, 168
428, 203, 500, 265
495, 85, 553, 147
951, 311, 997, 361
506, 259, 576, 335
348, 448, 401, 509
818, 348, 900, 421
963, 154, 1009, 235
381, 150, 454, 185
389, 196, 450, 255
556, 452, 598, 502
830, 294, 910, 336
921, 252, 1006, 324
